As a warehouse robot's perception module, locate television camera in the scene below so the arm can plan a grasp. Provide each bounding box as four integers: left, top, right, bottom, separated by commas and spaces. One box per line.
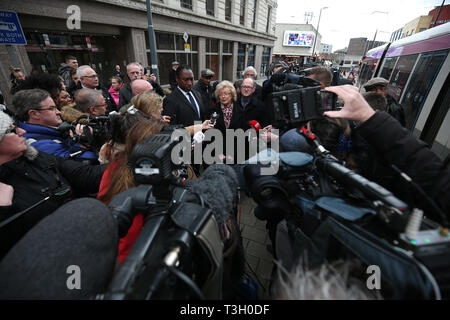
98, 127, 231, 300
58, 114, 115, 154
243, 98, 450, 299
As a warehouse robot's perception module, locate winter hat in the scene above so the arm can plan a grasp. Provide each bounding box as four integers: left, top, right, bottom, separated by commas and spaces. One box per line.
0, 111, 14, 142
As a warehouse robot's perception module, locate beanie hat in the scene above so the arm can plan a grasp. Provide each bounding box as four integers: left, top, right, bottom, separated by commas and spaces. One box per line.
0, 111, 14, 142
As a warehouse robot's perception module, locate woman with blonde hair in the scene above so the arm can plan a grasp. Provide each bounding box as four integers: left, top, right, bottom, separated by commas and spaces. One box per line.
212, 80, 238, 133
129, 91, 170, 124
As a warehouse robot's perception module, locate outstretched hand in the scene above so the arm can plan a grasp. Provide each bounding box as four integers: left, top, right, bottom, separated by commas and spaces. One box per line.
323, 85, 375, 123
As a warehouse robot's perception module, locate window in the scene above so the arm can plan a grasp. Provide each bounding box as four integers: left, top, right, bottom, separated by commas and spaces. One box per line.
387, 54, 418, 102
180, 0, 192, 10
251, 0, 258, 29
223, 40, 232, 53
206, 0, 215, 16
153, 32, 199, 84
379, 57, 398, 81
237, 43, 246, 79
401, 51, 448, 130
240, 0, 246, 26
225, 0, 232, 22
261, 46, 271, 76
247, 44, 256, 68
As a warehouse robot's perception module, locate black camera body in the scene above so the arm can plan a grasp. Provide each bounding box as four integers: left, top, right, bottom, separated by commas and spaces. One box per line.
269, 73, 337, 130
101, 130, 223, 300
243, 129, 450, 299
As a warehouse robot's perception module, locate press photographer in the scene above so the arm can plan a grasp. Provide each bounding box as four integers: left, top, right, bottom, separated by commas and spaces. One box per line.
13, 89, 99, 164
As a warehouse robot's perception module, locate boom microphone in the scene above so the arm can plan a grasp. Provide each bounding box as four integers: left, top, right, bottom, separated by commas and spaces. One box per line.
185, 164, 239, 227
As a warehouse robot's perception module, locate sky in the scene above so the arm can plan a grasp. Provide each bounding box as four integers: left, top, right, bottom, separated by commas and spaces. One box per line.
276, 0, 448, 51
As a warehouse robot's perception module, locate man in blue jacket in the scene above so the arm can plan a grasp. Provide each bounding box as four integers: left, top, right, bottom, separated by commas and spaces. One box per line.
14, 89, 97, 163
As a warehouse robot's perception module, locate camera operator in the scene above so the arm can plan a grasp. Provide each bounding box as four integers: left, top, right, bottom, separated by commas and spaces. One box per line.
14, 89, 97, 164
324, 85, 450, 224
0, 111, 106, 258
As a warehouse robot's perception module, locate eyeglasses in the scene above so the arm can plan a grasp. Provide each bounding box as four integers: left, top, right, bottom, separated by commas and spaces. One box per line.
219, 92, 231, 97
241, 86, 254, 90
5, 126, 17, 135
34, 106, 58, 112
82, 75, 98, 79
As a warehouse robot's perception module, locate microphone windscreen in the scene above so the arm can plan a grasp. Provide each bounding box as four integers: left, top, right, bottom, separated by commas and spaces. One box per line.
188, 164, 239, 226
0, 198, 118, 299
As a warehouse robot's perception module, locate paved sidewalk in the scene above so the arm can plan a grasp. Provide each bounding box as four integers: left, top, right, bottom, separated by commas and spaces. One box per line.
237, 193, 274, 299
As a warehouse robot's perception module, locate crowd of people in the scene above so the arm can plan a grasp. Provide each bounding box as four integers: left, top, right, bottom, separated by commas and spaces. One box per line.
1, 54, 449, 300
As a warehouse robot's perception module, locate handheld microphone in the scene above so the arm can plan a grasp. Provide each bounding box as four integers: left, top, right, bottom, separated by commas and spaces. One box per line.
192, 131, 205, 147
249, 120, 261, 132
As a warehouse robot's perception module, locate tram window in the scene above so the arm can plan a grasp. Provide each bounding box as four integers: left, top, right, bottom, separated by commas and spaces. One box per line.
387, 54, 418, 102
401, 51, 449, 130
379, 57, 398, 81
359, 61, 377, 86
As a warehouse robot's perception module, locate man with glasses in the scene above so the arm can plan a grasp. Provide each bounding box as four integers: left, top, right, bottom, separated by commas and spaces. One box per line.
76, 65, 115, 114
235, 78, 268, 130
14, 89, 97, 163
119, 62, 164, 108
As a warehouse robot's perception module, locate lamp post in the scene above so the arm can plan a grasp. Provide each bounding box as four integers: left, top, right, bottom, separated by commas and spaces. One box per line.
363, 11, 389, 57
311, 7, 328, 60
146, 0, 159, 82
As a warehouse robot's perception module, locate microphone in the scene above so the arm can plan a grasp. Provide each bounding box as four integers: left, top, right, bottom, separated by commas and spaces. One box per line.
192, 131, 205, 146
249, 120, 261, 132
185, 164, 239, 227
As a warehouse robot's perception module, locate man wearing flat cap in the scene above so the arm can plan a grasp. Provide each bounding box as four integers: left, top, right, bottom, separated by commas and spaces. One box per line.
364, 77, 406, 127
193, 68, 215, 109
169, 61, 179, 90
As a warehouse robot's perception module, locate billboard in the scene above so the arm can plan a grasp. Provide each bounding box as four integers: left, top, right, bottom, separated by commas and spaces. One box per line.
283, 31, 315, 47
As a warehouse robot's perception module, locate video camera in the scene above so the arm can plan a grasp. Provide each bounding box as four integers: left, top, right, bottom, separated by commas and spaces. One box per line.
268, 70, 338, 130
243, 127, 450, 299
58, 114, 116, 153
99, 129, 225, 300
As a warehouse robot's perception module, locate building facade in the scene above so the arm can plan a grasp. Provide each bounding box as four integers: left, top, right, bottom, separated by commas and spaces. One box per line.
390, 28, 403, 42
319, 43, 332, 54
272, 23, 321, 65
402, 15, 433, 38
429, 4, 450, 28
0, 0, 277, 104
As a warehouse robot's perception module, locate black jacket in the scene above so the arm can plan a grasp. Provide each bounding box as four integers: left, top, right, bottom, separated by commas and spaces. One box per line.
0, 151, 106, 256
163, 87, 207, 127
75, 82, 116, 114
357, 111, 450, 224
118, 81, 165, 108
193, 80, 213, 110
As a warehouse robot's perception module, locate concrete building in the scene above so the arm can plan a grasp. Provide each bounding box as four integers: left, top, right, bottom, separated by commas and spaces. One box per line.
0, 0, 277, 105
390, 28, 403, 42
340, 37, 384, 71
402, 15, 433, 38
272, 23, 321, 65
429, 4, 450, 28
319, 43, 332, 54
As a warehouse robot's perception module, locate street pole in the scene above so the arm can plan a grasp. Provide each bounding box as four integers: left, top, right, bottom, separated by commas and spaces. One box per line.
311, 7, 327, 60
146, 0, 159, 82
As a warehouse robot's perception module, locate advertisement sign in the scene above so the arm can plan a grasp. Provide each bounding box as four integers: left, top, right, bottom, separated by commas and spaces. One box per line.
283, 31, 315, 47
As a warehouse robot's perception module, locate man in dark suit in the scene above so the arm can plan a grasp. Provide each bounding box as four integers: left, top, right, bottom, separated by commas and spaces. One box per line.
163, 65, 207, 127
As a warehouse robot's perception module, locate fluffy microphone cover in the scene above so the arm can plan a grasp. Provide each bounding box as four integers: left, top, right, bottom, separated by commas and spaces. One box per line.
187, 164, 239, 226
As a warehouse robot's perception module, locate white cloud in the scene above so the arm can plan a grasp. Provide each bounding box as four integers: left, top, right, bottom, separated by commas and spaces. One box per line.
276, 0, 447, 51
